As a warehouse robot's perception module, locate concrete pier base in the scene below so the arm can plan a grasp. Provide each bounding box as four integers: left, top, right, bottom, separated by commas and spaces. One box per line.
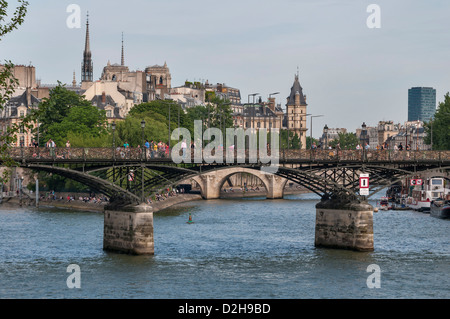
315, 199, 374, 252
103, 204, 154, 255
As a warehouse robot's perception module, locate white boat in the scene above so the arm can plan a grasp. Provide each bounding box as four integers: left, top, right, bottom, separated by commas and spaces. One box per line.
404, 177, 450, 213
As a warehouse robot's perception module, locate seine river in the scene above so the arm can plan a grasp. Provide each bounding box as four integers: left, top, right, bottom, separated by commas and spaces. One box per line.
0, 193, 448, 299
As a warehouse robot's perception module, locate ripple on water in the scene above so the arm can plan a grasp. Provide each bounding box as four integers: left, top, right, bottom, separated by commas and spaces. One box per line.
0, 197, 448, 299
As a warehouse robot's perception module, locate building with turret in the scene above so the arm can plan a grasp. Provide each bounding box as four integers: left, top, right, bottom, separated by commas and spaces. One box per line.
285, 74, 308, 149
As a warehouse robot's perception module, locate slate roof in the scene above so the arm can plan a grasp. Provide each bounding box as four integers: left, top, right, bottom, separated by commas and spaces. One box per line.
90, 94, 123, 119
286, 75, 307, 106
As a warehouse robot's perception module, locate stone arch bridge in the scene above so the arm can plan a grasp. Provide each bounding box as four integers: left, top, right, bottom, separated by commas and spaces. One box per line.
3, 147, 449, 255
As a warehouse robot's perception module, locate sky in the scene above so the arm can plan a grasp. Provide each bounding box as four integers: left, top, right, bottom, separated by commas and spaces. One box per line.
2, 0, 450, 138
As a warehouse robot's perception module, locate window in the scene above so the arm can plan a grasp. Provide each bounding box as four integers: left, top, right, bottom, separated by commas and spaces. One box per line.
106, 110, 112, 118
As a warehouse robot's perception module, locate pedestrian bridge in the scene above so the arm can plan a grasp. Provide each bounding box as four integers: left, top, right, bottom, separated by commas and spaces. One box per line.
3, 147, 449, 255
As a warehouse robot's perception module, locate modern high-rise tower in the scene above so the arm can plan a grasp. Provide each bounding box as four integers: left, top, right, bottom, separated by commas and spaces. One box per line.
81, 12, 93, 86
408, 87, 436, 121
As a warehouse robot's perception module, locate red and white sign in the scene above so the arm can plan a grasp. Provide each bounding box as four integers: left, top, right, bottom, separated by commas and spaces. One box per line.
410, 179, 423, 186
359, 174, 370, 188
359, 174, 370, 196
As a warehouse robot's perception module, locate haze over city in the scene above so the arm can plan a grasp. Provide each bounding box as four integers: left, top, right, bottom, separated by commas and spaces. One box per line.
2, 0, 450, 137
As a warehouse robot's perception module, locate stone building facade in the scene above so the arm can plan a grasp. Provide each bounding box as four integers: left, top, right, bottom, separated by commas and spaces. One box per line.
285, 74, 308, 149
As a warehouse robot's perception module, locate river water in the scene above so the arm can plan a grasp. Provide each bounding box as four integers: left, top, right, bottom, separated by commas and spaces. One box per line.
0, 193, 448, 299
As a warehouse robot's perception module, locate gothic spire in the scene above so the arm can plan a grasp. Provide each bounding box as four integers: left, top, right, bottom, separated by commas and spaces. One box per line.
81, 12, 93, 82
85, 12, 91, 53
121, 32, 125, 66
72, 71, 76, 87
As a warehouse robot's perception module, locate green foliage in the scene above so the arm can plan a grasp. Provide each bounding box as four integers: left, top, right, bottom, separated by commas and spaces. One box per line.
0, 0, 29, 39
0, 0, 29, 184
37, 83, 106, 146
205, 91, 216, 102
306, 136, 319, 149
66, 131, 111, 148
280, 130, 301, 149
130, 100, 192, 133
115, 113, 170, 147
329, 132, 359, 149
31, 171, 89, 193
424, 92, 450, 150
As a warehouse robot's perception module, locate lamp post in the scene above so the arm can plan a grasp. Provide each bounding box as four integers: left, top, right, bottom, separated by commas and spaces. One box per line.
308, 114, 323, 149
361, 122, 368, 160
168, 105, 171, 149
141, 119, 146, 202
268, 92, 279, 147
36, 118, 40, 147
323, 124, 329, 149
141, 119, 146, 159
20, 135, 24, 159
112, 121, 116, 159
248, 93, 259, 130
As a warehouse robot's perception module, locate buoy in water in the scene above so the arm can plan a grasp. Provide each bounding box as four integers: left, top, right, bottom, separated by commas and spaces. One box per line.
186, 213, 194, 224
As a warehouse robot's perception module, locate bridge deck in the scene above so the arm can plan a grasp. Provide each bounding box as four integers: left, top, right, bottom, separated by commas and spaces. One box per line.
5, 147, 450, 165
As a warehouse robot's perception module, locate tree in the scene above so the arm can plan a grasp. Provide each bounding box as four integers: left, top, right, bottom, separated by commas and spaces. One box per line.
115, 113, 170, 147
306, 136, 319, 149
329, 132, 359, 150
206, 97, 234, 132
130, 100, 193, 140
36, 83, 106, 147
280, 130, 301, 149
0, 0, 29, 184
424, 92, 450, 150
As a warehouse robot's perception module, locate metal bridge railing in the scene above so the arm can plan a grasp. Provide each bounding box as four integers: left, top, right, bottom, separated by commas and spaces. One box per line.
6, 147, 450, 163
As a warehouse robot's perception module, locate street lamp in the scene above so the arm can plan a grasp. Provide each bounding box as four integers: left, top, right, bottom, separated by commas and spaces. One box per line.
141, 119, 146, 158
112, 121, 116, 147
111, 121, 116, 160
361, 122, 368, 146
247, 93, 259, 130
323, 124, 329, 149
268, 92, 280, 146
307, 114, 324, 149
269, 92, 280, 99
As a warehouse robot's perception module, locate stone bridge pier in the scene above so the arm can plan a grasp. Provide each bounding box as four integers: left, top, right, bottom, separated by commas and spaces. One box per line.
192, 167, 288, 200
103, 204, 154, 255
315, 199, 374, 252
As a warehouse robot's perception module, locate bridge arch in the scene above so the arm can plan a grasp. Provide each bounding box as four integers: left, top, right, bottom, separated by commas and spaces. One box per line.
190, 167, 289, 200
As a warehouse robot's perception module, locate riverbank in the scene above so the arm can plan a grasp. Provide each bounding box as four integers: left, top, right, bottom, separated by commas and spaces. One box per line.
0, 193, 204, 213
218, 187, 310, 198
0, 188, 310, 213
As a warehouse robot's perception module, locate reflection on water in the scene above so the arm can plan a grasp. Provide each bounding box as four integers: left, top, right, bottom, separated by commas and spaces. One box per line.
0, 193, 448, 299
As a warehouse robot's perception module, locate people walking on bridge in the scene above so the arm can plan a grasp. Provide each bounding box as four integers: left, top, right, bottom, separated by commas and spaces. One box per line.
144, 140, 150, 159
46, 139, 56, 157
181, 139, 187, 159
65, 140, 71, 159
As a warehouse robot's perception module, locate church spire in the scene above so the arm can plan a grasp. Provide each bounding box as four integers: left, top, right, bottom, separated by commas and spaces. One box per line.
81, 12, 93, 83
72, 71, 77, 87
121, 32, 125, 66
